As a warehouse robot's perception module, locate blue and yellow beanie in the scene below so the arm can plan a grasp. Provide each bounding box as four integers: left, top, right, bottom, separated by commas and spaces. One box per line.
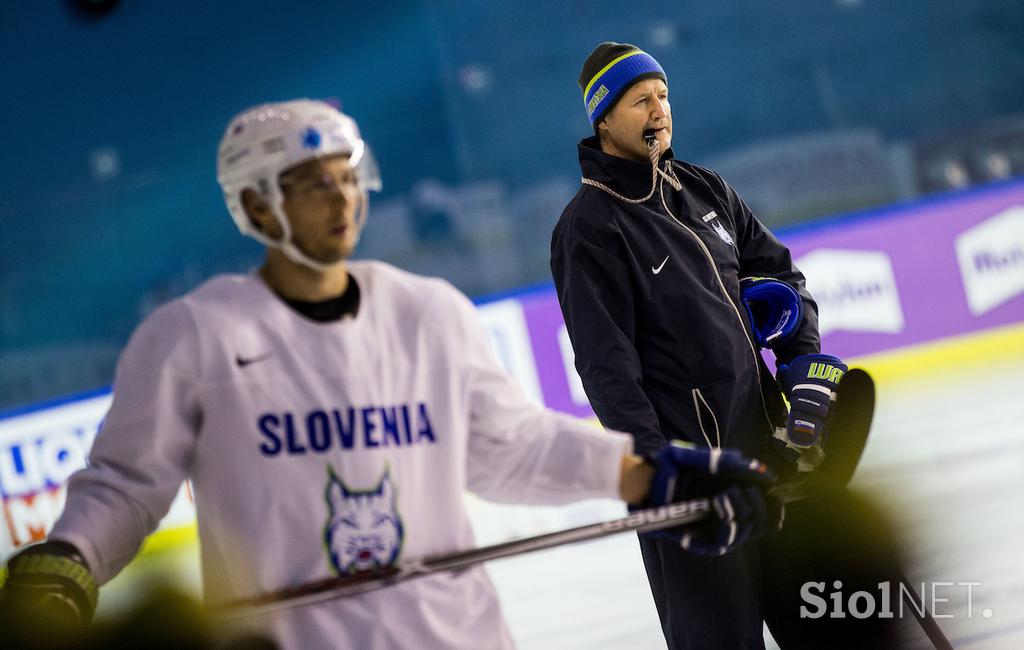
578, 42, 666, 129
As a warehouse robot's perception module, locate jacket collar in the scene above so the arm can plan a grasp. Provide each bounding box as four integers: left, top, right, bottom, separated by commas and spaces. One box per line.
577, 135, 676, 200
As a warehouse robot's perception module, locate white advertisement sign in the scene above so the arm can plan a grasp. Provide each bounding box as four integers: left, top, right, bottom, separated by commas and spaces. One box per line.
476, 298, 544, 405
0, 393, 194, 561
956, 206, 1024, 316
797, 248, 905, 336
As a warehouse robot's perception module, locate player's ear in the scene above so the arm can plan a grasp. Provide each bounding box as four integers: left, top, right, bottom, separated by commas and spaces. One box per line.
241, 188, 283, 240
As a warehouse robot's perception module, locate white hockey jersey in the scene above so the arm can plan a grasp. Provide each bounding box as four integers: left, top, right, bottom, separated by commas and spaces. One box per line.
50, 261, 631, 649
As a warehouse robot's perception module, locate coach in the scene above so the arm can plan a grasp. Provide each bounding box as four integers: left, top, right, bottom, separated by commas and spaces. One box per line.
550, 42, 849, 648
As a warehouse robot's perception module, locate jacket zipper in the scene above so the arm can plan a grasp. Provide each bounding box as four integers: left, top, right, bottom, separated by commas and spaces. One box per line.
657, 166, 775, 432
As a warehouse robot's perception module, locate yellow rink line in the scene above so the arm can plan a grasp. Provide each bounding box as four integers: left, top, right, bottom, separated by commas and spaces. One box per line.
139, 523, 198, 556
135, 322, 1024, 558
847, 321, 1024, 386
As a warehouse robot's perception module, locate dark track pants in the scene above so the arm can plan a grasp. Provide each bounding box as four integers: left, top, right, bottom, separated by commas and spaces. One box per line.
639, 535, 766, 650
639, 498, 907, 649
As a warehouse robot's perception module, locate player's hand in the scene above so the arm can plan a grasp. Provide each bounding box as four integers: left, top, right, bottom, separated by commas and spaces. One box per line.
671, 485, 784, 555
646, 443, 775, 506
0, 541, 98, 627
778, 354, 848, 448
644, 443, 783, 555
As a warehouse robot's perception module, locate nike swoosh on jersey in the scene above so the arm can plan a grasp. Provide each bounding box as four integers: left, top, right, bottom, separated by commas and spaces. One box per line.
236, 352, 274, 367
652, 256, 669, 274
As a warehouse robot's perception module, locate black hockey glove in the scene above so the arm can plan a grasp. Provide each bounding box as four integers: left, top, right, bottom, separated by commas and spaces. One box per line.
778, 354, 848, 449
643, 443, 784, 555
0, 541, 99, 626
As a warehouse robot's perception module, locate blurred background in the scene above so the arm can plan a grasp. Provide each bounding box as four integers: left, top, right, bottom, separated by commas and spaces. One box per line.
1, 1, 1023, 648
2, 0, 1022, 406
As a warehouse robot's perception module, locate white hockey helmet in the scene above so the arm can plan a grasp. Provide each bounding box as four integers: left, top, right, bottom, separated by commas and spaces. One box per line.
216, 99, 382, 270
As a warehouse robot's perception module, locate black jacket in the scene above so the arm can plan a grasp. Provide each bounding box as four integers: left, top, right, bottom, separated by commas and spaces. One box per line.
551, 136, 820, 459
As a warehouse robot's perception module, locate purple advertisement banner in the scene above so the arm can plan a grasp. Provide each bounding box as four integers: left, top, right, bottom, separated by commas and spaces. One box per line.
520, 294, 595, 419
502, 180, 1024, 416
783, 180, 1024, 360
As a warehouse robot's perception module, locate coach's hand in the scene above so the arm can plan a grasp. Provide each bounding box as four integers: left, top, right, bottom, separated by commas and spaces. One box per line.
778, 354, 848, 448
644, 443, 783, 555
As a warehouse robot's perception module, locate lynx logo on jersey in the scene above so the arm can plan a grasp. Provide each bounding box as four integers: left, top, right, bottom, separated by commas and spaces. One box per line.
324, 466, 404, 575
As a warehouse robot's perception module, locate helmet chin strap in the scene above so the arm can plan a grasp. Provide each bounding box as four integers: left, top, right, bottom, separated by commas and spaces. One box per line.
278, 239, 343, 272
266, 189, 370, 273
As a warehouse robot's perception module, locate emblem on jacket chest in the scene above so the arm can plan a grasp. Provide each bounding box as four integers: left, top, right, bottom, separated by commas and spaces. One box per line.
711, 220, 735, 246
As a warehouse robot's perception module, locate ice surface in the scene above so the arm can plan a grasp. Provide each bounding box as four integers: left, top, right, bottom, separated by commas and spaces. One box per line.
469, 353, 1024, 649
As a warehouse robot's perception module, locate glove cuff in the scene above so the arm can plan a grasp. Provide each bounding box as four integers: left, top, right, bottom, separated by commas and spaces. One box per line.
739, 277, 803, 349
6, 552, 99, 622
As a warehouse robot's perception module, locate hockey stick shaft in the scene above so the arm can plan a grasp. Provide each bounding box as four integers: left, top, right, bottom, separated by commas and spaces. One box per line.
212, 497, 715, 620
214, 484, 821, 621
898, 573, 954, 650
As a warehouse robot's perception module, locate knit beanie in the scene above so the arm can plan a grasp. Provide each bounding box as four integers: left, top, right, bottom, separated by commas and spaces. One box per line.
578, 42, 666, 128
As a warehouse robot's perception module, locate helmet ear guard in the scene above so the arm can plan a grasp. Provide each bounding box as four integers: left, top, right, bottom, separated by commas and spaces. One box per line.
216, 99, 381, 271
739, 277, 803, 349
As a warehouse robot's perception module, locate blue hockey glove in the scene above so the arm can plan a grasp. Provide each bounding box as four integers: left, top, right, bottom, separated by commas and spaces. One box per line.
739, 277, 803, 349
778, 353, 848, 448
645, 444, 783, 555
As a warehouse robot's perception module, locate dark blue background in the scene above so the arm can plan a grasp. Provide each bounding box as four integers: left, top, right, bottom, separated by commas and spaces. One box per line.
1, 1, 1022, 407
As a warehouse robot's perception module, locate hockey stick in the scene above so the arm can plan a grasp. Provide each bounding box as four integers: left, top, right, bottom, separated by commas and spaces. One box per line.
789, 370, 949, 648
899, 575, 956, 650
212, 497, 716, 621
780, 369, 949, 650
773, 368, 875, 500
213, 370, 877, 621
212, 478, 843, 622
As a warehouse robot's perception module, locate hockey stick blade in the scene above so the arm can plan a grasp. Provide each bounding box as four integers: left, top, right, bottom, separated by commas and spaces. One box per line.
769, 369, 950, 649
773, 368, 875, 500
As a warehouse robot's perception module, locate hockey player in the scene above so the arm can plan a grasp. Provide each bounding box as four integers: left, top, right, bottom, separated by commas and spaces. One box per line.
0, 99, 782, 649
551, 43, 850, 648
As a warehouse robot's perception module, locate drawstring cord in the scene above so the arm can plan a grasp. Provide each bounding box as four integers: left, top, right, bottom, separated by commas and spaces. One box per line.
647, 136, 683, 191
581, 136, 681, 203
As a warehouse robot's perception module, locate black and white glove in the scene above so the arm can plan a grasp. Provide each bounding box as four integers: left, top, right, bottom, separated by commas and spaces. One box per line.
0, 541, 98, 626
778, 353, 848, 449
644, 443, 784, 555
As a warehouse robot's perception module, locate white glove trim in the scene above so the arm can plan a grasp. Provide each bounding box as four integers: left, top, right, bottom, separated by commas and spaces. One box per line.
792, 382, 834, 397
